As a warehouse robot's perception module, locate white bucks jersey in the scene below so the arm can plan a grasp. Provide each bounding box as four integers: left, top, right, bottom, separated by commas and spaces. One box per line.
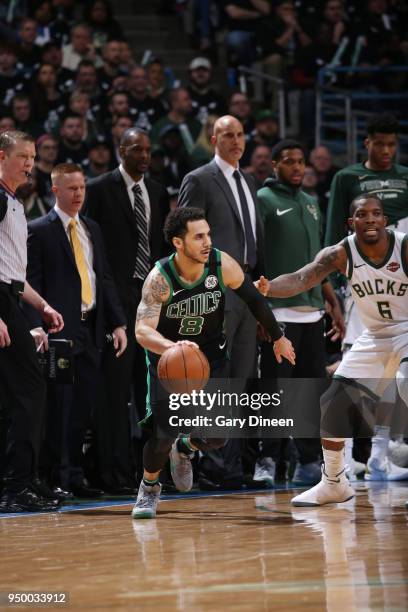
344, 230, 408, 337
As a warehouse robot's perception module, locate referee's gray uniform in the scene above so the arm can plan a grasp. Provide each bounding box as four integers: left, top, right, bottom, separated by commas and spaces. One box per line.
0, 183, 46, 494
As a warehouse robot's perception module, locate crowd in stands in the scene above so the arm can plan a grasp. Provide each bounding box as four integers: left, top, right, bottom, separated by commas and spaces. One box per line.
0, 0, 407, 504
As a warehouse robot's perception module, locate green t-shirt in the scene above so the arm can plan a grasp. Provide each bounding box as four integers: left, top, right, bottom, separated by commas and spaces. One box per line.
324, 162, 408, 247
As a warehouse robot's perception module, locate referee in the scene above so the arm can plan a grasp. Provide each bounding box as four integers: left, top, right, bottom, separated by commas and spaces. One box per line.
0, 131, 64, 513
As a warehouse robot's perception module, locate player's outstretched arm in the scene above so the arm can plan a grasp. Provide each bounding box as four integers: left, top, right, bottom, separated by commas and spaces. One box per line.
221, 251, 295, 365
258, 244, 347, 299
135, 267, 199, 354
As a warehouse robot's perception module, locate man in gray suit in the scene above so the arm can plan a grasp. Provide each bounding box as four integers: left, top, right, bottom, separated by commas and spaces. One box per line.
178, 115, 264, 380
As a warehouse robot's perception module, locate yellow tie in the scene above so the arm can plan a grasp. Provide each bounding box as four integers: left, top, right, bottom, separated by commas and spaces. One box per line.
68, 219, 92, 306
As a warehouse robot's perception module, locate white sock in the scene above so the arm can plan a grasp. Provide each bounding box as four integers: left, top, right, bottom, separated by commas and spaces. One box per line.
344, 438, 353, 466
370, 426, 390, 463
323, 447, 345, 479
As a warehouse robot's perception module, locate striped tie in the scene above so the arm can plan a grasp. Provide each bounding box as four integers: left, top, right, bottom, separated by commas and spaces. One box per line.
132, 184, 150, 279
68, 219, 93, 305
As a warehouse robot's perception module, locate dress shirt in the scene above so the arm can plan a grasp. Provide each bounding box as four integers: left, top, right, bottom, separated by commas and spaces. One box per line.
54, 204, 96, 311
119, 164, 151, 233
214, 154, 257, 264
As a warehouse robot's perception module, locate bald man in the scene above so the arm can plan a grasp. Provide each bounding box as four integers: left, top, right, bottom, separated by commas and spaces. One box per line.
84, 128, 169, 493
178, 115, 264, 377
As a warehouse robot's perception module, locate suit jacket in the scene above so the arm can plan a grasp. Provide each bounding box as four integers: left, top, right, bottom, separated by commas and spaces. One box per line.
178, 159, 264, 277
25, 209, 126, 349
83, 168, 169, 306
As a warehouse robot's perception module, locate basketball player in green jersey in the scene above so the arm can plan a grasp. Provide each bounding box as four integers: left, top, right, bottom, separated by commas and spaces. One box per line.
257, 194, 408, 507
132, 207, 295, 519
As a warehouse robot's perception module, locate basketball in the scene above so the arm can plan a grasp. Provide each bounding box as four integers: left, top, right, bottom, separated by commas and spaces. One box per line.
157, 344, 210, 394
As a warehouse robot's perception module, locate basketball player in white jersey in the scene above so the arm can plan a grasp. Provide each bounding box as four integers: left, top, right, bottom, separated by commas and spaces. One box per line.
257, 194, 408, 506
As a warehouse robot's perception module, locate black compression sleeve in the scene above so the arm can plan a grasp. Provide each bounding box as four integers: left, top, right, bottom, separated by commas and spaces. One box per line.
233, 276, 283, 342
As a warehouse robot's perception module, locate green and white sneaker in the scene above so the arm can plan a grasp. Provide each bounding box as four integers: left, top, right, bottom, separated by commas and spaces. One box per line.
131, 481, 162, 519
170, 440, 194, 491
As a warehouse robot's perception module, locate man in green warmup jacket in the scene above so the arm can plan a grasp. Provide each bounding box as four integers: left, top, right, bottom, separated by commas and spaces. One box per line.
325, 113, 408, 247
255, 139, 345, 487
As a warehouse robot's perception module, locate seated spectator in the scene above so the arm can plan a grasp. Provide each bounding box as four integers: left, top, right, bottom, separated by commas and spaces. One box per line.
105, 91, 130, 129
62, 23, 100, 71
150, 87, 201, 153
56, 113, 89, 164
97, 39, 126, 95
16, 18, 42, 74
10, 93, 42, 137
108, 114, 133, 165
146, 57, 171, 104
314, 0, 351, 65
356, 0, 406, 66
82, 0, 125, 53
157, 124, 191, 191
245, 144, 273, 190
0, 43, 29, 108
72, 59, 104, 118
15, 167, 49, 220
223, 0, 270, 67
190, 114, 217, 169
193, 0, 220, 55
119, 41, 136, 73
146, 145, 167, 186
309, 145, 339, 216
257, 0, 312, 107
228, 90, 255, 134
35, 133, 58, 211
127, 65, 167, 132
32, 0, 70, 48
242, 108, 279, 165
83, 135, 113, 178
302, 164, 319, 198
187, 56, 226, 125
30, 63, 65, 132
67, 90, 100, 144
0, 115, 16, 133
40, 41, 74, 94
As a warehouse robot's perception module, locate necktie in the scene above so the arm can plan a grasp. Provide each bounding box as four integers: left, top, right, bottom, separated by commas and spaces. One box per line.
132, 184, 150, 279
68, 219, 92, 305
232, 170, 257, 270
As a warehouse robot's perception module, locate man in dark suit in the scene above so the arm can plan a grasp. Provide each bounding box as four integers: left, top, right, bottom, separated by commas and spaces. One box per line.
178, 115, 264, 379
84, 128, 169, 491
26, 163, 127, 497
178, 114, 265, 490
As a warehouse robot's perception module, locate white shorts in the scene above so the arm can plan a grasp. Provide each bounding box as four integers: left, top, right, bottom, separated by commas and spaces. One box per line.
335, 328, 408, 397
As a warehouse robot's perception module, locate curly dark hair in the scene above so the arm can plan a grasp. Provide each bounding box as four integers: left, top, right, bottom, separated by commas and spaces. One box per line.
366, 114, 399, 136
164, 207, 206, 244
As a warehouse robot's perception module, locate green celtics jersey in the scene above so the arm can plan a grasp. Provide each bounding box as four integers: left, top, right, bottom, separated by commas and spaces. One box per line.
150, 248, 226, 364
325, 162, 408, 246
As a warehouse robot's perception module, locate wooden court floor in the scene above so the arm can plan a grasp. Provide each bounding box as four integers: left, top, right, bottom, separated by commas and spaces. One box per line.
1, 482, 408, 611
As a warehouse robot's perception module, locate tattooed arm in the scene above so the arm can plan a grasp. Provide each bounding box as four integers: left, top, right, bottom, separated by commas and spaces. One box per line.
135, 267, 173, 354
135, 266, 199, 354
264, 244, 347, 298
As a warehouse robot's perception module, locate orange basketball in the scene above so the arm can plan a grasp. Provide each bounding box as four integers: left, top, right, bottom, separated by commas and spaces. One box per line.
158, 344, 210, 394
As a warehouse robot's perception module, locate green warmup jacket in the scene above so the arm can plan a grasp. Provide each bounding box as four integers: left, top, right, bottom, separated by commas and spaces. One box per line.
257, 178, 324, 310
325, 162, 408, 247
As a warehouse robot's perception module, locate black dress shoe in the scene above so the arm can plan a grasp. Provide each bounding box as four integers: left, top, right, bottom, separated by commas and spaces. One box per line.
33, 479, 74, 502
51, 486, 74, 501
198, 476, 220, 491
70, 479, 104, 498
0, 487, 60, 513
